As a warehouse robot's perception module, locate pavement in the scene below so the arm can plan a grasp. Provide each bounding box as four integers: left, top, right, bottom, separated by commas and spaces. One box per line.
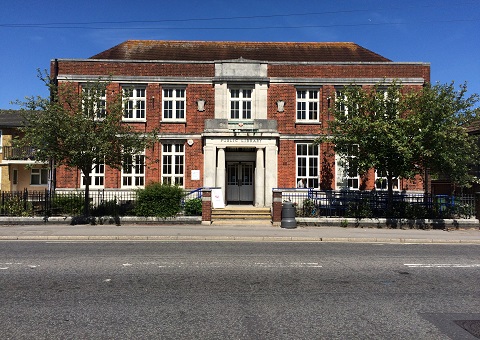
0, 222, 479, 243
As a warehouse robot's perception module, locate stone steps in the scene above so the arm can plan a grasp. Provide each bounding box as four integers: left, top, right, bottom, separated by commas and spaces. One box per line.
211, 207, 271, 224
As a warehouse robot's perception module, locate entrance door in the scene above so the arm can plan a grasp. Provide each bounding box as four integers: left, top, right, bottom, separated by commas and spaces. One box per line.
226, 162, 254, 204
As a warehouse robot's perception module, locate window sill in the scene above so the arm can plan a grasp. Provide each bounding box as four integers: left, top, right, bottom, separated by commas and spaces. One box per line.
161, 120, 187, 124
122, 119, 146, 123
295, 121, 322, 125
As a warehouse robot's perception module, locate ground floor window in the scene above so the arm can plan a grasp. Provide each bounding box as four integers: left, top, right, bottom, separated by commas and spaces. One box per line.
122, 153, 145, 187
82, 163, 105, 187
296, 143, 319, 188
162, 143, 184, 186
31, 168, 48, 185
12, 169, 18, 185
335, 145, 360, 190
375, 170, 399, 190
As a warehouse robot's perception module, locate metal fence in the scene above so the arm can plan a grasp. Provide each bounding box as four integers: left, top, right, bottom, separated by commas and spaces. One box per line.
280, 188, 476, 219
0, 188, 203, 217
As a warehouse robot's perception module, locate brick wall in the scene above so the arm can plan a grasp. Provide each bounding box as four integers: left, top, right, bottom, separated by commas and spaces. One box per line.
52, 56, 429, 193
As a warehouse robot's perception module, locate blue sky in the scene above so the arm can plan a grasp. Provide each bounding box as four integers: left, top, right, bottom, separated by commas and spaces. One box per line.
1, 0, 479, 109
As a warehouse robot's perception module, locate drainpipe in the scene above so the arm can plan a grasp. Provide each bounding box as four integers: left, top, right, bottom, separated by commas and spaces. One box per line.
47, 59, 59, 196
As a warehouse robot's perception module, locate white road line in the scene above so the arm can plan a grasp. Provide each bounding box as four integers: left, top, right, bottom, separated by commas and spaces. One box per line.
404, 264, 480, 268
123, 262, 323, 268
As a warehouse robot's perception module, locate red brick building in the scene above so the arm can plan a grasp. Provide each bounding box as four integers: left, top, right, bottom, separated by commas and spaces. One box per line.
52, 40, 429, 207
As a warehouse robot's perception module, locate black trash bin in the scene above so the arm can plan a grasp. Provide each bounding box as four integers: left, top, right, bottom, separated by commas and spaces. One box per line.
281, 201, 297, 229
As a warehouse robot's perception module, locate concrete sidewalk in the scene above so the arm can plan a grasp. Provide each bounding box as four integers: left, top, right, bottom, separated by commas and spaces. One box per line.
0, 223, 479, 243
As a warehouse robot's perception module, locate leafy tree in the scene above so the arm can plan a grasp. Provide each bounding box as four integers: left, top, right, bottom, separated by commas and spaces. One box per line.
13, 71, 154, 217
405, 82, 479, 191
321, 80, 479, 214
321, 81, 414, 210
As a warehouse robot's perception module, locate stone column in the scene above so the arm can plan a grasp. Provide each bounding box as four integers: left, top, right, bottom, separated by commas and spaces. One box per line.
203, 145, 216, 187
216, 147, 226, 203
264, 144, 278, 207
255, 147, 265, 207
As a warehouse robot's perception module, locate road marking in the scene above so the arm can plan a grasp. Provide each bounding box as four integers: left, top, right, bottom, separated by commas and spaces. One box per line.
404, 264, 480, 268
0, 263, 22, 265
0, 263, 38, 270
123, 262, 322, 268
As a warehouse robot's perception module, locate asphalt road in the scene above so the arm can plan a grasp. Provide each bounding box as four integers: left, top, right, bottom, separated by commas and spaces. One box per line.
1, 241, 479, 339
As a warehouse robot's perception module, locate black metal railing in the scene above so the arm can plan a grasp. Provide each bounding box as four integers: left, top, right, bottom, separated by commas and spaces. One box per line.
0, 188, 204, 217
2, 146, 36, 160
279, 188, 476, 219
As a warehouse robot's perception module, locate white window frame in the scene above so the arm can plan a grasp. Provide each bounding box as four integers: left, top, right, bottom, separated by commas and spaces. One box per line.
162, 87, 186, 121
31, 168, 48, 186
82, 86, 106, 120
0, 129, 3, 153
378, 88, 400, 119
335, 147, 360, 190
122, 152, 145, 188
375, 169, 400, 191
335, 90, 348, 116
81, 163, 105, 188
335, 87, 363, 117
229, 88, 253, 120
296, 89, 319, 122
123, 86, 146, 121
162, 143, 185, 187
296, 143, 319, 188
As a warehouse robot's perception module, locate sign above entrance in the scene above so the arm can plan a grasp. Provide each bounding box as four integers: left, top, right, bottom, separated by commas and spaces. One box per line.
219, 138, 262, 144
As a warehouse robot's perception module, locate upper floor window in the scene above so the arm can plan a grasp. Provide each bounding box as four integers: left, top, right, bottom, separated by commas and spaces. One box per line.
296, 89, 319, 122
230, 88, 252, 120
82, 86, 106, 119
163, 88, 186, 121
123, 87, 146, 121
162, 143, 185, 187
335, 87, 363, 117
0, 129, 3, 153
335, 90, 347, 116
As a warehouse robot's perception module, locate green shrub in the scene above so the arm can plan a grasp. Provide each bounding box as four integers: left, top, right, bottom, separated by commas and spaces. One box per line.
91, 199, 120, 217
346, 199, 372, 218
135, 182, 184, 218
50, 194, 84, 216
91, 199, 135, 217
184, 198, 202, 216
300, 199, 316, 217
2, 196, 33, 216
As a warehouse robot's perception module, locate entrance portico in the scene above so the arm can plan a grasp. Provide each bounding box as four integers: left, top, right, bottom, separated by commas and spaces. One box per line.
203, 137, 278, 207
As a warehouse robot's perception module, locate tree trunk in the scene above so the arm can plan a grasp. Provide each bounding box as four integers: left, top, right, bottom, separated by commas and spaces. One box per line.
83, 174, 91, 217
387, 172, 394, 217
